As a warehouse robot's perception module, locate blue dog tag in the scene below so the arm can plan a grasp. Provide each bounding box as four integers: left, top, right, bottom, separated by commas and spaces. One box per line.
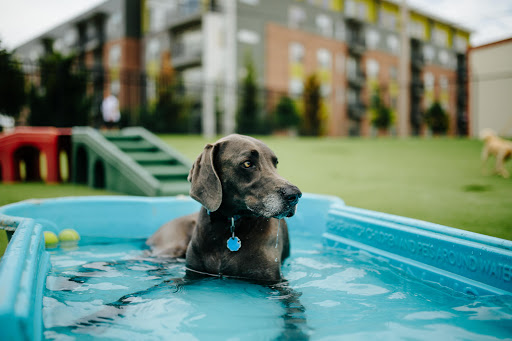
227, 236, 241, 251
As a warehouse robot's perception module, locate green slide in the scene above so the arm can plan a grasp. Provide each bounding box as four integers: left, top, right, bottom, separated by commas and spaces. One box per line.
72, 127, 191, 196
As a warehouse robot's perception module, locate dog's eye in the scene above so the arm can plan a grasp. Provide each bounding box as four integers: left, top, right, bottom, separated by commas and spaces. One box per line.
242, 161, 253, 169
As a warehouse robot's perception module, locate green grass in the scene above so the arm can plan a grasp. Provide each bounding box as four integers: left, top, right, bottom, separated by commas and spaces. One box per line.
160, 135, 512, 240
1, 136, 511, 258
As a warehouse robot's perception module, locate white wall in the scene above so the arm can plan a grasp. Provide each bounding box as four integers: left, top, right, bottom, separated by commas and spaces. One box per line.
469, 39, 512, 137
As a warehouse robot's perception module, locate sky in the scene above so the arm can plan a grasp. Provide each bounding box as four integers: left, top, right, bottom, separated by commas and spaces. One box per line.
0, 0, 511, 50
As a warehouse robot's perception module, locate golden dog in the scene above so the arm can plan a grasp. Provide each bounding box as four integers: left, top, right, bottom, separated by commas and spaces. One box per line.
480, 129, 512, 178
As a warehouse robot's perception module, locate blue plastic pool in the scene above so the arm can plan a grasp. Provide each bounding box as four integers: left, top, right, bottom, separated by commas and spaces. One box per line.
1, 194, 511, 340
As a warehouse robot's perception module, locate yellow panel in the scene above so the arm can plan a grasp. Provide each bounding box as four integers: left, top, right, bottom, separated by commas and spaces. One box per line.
318, 69, 331, 83
331, 0, 343, 11
109, 67, 120, 80
434, 22, 452, 48
410, 12, 429, 40
389, 81, 399, 97
381, 1, 399, 14
141, 0, 149, 34
147, 61, 159, 78
366, 0, 378, 23
290, 63, 304, 79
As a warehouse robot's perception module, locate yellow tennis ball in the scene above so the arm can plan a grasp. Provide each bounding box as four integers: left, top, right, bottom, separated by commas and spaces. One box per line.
58, 229, 80, 243
44, 231, 59, 248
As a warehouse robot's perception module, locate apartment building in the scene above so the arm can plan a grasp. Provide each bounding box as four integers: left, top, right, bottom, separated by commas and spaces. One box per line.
14, 0, 471, 136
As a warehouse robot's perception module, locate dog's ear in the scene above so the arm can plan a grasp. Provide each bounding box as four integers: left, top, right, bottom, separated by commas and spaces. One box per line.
188, 143, 222, 212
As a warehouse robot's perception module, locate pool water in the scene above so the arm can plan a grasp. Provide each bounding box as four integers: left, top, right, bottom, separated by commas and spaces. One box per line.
43, 234, 512, 340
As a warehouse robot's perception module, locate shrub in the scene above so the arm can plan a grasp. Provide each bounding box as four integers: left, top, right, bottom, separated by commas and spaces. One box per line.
301, 74, 322, 136
273, 96, 300, 131
369, 87, 394, 129
424, 102, 449, 135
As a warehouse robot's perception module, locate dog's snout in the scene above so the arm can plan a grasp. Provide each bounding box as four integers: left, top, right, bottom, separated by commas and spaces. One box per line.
282, 186, 302, 206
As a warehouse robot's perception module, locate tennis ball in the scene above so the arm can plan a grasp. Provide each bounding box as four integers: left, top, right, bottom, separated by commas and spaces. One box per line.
58, 229, 80, 243
44, 231, 59, 248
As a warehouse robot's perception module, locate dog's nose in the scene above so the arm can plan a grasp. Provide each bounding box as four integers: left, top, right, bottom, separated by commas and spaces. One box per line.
282, 187, 302, 206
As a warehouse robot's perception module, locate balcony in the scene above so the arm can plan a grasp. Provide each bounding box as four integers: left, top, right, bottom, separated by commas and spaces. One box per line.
347, 70, 365, 88
347, 102, 366, 121
411, 54, 424, 71
171, 42, 202, 69
168, 1, 221, 31
348, 38, 366, 56
410, 77, 424, 97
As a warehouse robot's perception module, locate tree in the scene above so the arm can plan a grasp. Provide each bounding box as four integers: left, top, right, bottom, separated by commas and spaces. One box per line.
273, 95, 300, 132
0, 41, 26, 118
424, 102, 449, 135
301, 74, 322, 136
237, 53, 260, 134
28, 52, 91, 127
370, 86, 394, 131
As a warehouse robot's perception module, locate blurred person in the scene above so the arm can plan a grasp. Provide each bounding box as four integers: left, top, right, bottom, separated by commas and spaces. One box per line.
101, 93, 120, 130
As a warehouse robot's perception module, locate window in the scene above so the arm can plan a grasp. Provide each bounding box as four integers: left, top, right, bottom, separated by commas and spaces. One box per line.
317, 48, 332, 97
423, 45, 435, 63
366, 28, 380, 50
335, 20, 345, 41
109, 43, 122, 67
182, 67, 203, 89
440, 75, 448, 90
64, 29, 78, 47
347, 56, 358, 78
347, 87, 358, 105
289, 6, 306, 29
289, 79, 303, 97
454, 36, 467, 52
379, 9, 397, 30
317, 48, 331, 69
86, 22, 97, 41
366, 59, 379, 79
389, 66, 398, 81
238, 30, 260, 44
387, 34, 399, 55
438, 50, 449, 66
346, 0, 368, 20
289, 42, 305, 64
106, 13, 122, 37
409, 20, 424, 39
316, 14, 333, 37
150, 6, 167, 32
345, 0, 356, 17
289, 42, 305, 97
424, 72, 434, 90
240, 0, 259, 5
432, 27, 448, 47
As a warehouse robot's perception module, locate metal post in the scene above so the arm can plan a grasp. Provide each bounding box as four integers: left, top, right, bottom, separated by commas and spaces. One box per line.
223, 0, 237, 135
398, 0, 410, 137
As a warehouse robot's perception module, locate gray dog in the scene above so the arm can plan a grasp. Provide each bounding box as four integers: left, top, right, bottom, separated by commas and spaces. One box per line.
147, 134, 302, 283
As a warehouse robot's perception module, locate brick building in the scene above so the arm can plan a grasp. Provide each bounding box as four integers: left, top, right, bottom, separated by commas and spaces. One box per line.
14, 0, 471, 136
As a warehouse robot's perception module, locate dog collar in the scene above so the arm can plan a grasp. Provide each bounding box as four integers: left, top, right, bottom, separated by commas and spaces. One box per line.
204, 208, 242, 252
227, 216, 241, 252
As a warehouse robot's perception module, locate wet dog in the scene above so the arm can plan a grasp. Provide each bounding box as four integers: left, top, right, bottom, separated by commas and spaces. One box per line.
147, 134, 302, 283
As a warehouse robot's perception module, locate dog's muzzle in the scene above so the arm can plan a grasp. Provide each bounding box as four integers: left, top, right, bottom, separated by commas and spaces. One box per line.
279, 186, 302, 218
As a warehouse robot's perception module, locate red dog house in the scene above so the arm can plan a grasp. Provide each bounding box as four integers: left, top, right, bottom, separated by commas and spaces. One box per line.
0, 127, 71, 183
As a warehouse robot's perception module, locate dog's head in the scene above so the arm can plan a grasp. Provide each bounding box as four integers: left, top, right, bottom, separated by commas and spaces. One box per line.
188, 134, 302, 219
480, 128, 497, 142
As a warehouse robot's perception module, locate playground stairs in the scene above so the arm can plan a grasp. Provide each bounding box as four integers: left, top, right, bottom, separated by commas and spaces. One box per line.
72, 127, 192, 196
